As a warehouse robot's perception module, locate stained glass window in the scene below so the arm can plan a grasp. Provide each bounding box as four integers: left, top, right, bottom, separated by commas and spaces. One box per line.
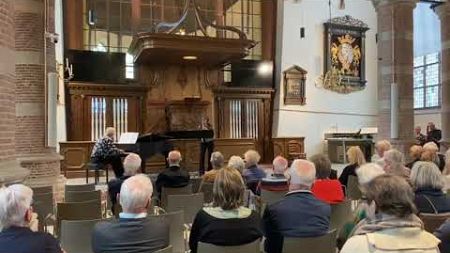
414, 52, 440, 109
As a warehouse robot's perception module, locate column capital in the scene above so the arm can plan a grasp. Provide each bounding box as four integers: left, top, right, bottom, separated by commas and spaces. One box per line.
371, 0, 418, 11
435, 2, 450, 20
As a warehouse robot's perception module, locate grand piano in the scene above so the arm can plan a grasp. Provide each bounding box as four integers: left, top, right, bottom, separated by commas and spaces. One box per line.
117, 130, 214, 172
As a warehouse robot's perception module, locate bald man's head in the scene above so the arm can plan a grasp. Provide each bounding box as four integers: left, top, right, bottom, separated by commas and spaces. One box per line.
167, 150, 182, 166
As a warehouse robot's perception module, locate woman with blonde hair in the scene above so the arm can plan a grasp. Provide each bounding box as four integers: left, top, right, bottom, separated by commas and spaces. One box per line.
189, 167, 262, 253
422, 142, 445, 171
406, 145, 423, 169
339, 146, 366, 187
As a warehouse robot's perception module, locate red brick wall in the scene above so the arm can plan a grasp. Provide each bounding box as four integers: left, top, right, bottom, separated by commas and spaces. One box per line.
0, 0, 16, 162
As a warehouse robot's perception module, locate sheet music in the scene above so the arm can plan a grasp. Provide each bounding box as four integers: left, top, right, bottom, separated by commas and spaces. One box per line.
118, 132, 139, 144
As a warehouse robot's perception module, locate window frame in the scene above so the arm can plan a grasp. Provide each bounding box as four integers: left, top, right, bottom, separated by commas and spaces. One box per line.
413, 52, 441, 110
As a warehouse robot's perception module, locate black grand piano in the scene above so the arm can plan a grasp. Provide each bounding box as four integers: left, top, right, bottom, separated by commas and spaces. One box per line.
118, 130, 214, 172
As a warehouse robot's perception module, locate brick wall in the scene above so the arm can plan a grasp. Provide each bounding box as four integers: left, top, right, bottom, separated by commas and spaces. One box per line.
0, 0, 16, 162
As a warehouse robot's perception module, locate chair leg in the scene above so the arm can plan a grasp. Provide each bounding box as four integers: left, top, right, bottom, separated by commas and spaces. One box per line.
86, 168, 89, 184
106, 166, 109, 183
95, 170, 99, 185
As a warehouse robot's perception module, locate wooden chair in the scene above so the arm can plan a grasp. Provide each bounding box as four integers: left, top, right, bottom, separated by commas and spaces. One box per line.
150, 211, 185, 253
261, 189, 287, 206
65, 183, 95, 192
154, 245, 173, 253
198, 240, 260, 253
346, 175, 362, 200
191, 177, 202, 193
65, 190, 101, 203
32, 186, 53, 194
419, 212, 450, 233
167, 193, 204, 224
330, 200, 352, 232
56, 200, 102, 237
199, 182, 214, 203
161, 184, 192, 208
86, 162, 109, 184
60, 219, 103, 253
282, 229, 337, 253
33, 192, 54, 232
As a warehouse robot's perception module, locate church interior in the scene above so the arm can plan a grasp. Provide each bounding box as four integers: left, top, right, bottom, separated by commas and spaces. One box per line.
1, 0, 450, 252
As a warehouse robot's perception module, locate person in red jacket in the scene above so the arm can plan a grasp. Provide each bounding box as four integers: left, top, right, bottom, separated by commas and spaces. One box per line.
309, 154, 344, 204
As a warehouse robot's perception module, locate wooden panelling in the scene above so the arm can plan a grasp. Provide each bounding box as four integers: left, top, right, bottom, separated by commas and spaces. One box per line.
59, 141, 94, 178
272, 137, 306, 163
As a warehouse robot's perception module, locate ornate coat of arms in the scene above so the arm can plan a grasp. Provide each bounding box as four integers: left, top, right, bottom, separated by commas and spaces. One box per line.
322, 16, 369, 93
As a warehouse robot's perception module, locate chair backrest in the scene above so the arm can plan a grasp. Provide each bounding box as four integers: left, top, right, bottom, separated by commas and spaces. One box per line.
199, 182, 214, 203
60, 219, 103, 253
32, 186, 53, 194
167, 193, 204, 224
161, 184, 192, 208
330, 200, 352, 231
154, 245, 173, 253
65, 190, 101, 203
346, 176, 362, 200
65, 183, 95, 192
56, 200, 102, 237
198, 239, 260, 253
419, 212, 450, 233
261, 189, 287, 206
191, 177, 202, 193
150, 211, 184, 253
33, 192, 54, 232
282, 229, 337, 253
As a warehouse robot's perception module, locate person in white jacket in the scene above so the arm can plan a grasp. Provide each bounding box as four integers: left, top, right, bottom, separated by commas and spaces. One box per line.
341, 174, 440, 253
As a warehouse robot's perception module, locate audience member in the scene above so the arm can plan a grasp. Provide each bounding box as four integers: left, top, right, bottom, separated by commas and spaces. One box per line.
443, 149, 450, 190
263, 159, 330, 253
426, 122, 442, 149
341, 175, 440, 253
260, 156, 289, 192
201, 151, 224, 184
155, 150, 190, 198
406, 145, 423, 169
0, 184, 63, 253
108, 153, 142, 213
415, 126, 426, 146
339, 146, 366, 187
92, 175, 169, 253
227, 155, 245, 174
90, 127, 125, 177
422, 142, 445, 171
309, 154, 344, 204
243, 150, 266, 194
338, 163, 385, 247
410, 162, 450, 214
434, 218, 450, 253
189, 167, 262, 253
371, 140, 391, 166
384, 149, 410, 177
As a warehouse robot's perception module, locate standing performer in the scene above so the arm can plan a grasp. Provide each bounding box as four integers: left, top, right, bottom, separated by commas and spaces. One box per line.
91, 127, 125, 178
199, 117, 214, 175
427, 122, 442, 149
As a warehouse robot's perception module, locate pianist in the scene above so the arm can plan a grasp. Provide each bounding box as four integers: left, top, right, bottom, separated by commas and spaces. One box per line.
91, 127, 125, 178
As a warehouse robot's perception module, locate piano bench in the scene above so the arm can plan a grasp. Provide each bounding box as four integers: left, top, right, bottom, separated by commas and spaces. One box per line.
86, 162, 109, 185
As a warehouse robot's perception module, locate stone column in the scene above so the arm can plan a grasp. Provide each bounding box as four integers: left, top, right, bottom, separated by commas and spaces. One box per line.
372, 0, 417, 153
436, 3, 450, 146
0, 0, 29, 185
14, 0, 61, 187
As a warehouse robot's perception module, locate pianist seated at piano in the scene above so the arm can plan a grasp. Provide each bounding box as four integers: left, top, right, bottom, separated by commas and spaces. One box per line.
91, 127, 126, 178
155, 150, 190, 199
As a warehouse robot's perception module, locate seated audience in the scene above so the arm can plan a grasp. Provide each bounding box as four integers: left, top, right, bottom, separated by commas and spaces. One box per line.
422, 142, 445, 171
0, 184, 63, 253
338, 163, 385, 247
189, 167, 262, 253
227, 155, 245, 174
410, 161, 450, 214
309, 154, 344, 204
90, 127, 125, 177
371, 140, 391, 166
92, 175, 169, 253
406, 145, 423, 169
201, 151, 224, 184
443, 149, 450, 190
341, 175, 440, 253
155, 150, 190, 197
108, 153, 141, 213
434, 218, 450, 253
243, 150, 266, 194
339, 146, 366, 188
263, 159, 330, 253
384, 149, 410, 177
260, 156, 289, 192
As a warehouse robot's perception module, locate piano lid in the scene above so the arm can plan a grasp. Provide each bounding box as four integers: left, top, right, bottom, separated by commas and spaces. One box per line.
136, 130, 214, 143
